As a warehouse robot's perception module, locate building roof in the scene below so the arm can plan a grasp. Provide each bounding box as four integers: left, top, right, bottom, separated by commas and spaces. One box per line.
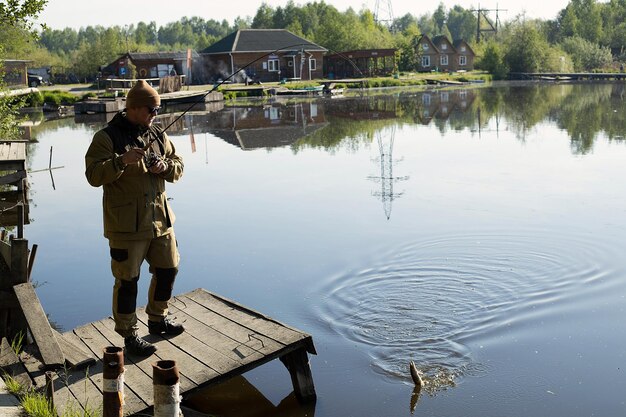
202, 29, 327, 54
453, 39, 474, 54
127, 51, 199, 61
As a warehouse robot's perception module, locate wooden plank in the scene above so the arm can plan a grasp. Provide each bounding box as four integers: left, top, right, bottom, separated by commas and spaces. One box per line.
0, 337, 32, 390
170, 295, 283, 356
166, 301, 264, 365
0, 375, 22, 417
189, 289, 307, 341
18, 347, 46, 389
95, 317, 200, 392
185, 290, 312, 350
0, 171, 26, 186
73, 322, 148, 415
12, 283, 64, 369
52, 329, 96, 369
135, 309, 229, 378
52, 365, 100, 417
0, 240, 10, 270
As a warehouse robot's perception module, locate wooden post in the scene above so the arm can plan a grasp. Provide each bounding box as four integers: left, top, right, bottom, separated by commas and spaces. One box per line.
8, 238, 29, 340
45, 371, 55, 410
280, 348, 316, 403
103, 346, 124, 417
152, 360, 181, 417
27, 244, 37, 280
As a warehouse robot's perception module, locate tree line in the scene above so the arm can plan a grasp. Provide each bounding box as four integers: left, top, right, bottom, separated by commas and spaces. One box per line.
0, 1, 615, 79
2, 0, 626, 81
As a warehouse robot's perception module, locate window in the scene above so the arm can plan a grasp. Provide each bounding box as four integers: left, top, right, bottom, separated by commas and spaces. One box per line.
441, 43, 447, 50
422, 43, 429, 51
268, 59, 279, 72
461, 46, 466, 52
441, 55, 448, 66
459, 55, 467, 66
421, 56, 431, 67
310, 58, 317, 71
288, 61, 293, 67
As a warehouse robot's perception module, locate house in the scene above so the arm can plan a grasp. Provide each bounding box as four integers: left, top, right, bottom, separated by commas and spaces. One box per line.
1, 59, 31, 87
417, 35, 475, 72
324, 49, 396, 79
201, 29, 327, 83
101, 50, 200, 84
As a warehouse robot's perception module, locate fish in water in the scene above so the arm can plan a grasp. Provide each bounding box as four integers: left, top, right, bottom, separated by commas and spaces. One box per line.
409, 361, 424, 389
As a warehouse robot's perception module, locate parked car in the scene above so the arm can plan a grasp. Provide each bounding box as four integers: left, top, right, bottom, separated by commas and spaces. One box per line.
27, 73, 43, 87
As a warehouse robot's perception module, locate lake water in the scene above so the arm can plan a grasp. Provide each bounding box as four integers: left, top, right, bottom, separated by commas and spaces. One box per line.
15, 82, 626, 416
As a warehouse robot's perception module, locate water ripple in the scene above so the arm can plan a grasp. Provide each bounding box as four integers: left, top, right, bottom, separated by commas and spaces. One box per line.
312, 229, 619, 394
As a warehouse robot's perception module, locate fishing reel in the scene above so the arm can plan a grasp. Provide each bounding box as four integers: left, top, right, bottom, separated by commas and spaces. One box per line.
144, 151, 163, 169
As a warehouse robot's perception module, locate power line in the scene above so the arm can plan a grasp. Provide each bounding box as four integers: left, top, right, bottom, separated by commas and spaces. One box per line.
471, 3, 507, 42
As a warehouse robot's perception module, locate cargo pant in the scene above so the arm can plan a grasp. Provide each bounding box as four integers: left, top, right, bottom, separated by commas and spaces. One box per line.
109, 232, 179, 337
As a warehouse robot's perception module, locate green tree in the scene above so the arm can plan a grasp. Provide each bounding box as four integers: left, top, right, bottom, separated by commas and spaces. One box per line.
561, 36, 612, 70
433, 3, 447, 33
252, 3, 275, 28
446, 6, 476, 41
503, 19, 547, 73
0, 0, 47, 139
477, 40, 508, 79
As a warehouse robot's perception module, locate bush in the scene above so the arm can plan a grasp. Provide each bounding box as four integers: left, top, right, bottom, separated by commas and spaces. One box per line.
24, 91, 44, 107
41, 90, 80, 106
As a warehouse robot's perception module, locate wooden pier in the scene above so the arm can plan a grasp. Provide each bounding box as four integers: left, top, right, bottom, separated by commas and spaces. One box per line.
0, 141, 29, 239
2, 288, 317, 416
510, 72, 626, 81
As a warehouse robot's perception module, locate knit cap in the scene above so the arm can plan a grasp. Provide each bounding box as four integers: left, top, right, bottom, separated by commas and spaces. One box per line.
125, 80, 160, 109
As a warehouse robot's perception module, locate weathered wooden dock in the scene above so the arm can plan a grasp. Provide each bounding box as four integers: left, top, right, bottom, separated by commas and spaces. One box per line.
47, 288, 316, 416
510, 72, 626, 81
74, 98, 125, 114
0, 141, 29, 238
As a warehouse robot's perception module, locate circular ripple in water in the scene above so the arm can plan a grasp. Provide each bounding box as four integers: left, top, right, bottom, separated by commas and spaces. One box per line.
314, 230, 617, 394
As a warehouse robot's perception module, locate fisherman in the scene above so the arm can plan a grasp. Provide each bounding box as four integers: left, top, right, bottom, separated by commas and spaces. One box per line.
85, 80, 185, 356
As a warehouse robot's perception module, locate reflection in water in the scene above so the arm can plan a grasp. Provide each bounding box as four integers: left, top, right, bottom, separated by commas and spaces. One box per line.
205, 102, 327, 150
185, 376, 315, 417
367, 126, 408, 220
21, 83, 626, 156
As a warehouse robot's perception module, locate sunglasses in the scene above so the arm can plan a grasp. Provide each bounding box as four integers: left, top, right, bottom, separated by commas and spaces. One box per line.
147, 106, 161, 114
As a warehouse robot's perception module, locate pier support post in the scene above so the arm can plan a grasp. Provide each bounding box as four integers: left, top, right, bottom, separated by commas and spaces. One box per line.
45, 371, 55, 410
280, 348, 316, 403
102, 346, 124, 417
152, 360, 181, 417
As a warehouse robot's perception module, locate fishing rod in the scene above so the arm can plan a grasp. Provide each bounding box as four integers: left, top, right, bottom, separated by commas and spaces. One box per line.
144, 42, 365, 151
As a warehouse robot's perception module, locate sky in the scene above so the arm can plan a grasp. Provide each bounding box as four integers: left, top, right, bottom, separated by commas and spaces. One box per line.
36, 0, 570, 31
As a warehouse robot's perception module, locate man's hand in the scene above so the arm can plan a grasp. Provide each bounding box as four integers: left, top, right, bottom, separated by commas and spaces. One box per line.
121, 148, 146, 165
149, 159, 168, 174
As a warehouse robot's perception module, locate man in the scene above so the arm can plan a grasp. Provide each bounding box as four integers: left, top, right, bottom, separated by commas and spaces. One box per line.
85, 80, 184, 356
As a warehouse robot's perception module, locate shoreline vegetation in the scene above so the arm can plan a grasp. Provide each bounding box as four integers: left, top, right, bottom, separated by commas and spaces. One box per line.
22, 71, 493, 107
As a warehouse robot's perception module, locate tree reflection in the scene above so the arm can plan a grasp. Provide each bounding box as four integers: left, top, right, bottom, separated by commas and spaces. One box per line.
20, 83, 626, 157
292, 83, 626, 155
